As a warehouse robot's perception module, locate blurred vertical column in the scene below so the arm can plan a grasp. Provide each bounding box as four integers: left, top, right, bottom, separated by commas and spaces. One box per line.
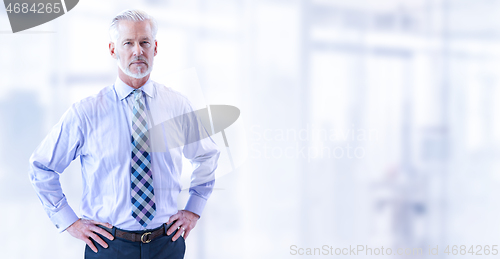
416, 0, 451, 252
298, 0, 311, 248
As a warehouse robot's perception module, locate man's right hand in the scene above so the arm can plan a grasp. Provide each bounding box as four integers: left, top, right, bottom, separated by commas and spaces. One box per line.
66, 219, 115, 253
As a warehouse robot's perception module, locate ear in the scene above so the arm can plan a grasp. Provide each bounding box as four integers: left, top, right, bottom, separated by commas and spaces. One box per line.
109, 42, 117, 59
153, 40, 158, 57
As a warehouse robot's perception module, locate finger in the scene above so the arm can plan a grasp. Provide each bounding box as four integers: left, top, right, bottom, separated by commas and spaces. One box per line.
172, 228, 183, 241
167, 220, 183, 235
84, 238, 98, 253
167, 213, 180, 224
91, 220, 113, 229
92, 226, 115, 241
89, 232, 109, 249
184, 229, 191, 239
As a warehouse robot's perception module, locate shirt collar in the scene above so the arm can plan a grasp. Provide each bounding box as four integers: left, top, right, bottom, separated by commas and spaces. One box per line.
114, 77, 155, 101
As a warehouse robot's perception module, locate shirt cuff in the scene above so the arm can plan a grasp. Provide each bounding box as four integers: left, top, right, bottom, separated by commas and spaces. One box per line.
50, 205, 79, 233
184, 194, 207, 217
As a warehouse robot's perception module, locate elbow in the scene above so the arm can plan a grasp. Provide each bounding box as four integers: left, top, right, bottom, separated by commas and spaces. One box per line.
28, 157, 55, 183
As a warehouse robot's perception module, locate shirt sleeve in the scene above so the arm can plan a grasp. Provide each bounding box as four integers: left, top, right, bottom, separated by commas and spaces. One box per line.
29, 104, 85, 232
181, 100, 220, 217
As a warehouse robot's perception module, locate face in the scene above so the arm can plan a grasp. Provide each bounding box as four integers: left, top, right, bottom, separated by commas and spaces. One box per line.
109, 20, 157, 79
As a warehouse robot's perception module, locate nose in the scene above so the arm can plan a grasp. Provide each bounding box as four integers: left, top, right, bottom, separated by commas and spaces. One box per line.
133, 43, 143, 56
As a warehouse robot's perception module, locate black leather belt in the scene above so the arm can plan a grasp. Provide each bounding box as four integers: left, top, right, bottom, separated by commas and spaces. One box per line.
100, 223, 173, 244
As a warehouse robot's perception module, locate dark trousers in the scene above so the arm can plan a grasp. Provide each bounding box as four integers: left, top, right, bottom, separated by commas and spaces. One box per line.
85, 223, 185, 259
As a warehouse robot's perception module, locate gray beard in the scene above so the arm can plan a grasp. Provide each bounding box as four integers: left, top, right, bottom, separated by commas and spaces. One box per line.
117, 54, 153, 79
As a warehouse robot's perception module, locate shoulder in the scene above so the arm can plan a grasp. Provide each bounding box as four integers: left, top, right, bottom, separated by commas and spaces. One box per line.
71, 85, 117, 114
54, 85, 117, 129
152, 80, 193, 110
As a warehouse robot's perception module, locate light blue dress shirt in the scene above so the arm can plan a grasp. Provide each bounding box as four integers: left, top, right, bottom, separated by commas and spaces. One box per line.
29, 77, 220, 232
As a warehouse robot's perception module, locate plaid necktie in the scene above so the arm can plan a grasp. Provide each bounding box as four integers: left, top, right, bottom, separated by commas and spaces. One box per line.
130, 89, 156, 227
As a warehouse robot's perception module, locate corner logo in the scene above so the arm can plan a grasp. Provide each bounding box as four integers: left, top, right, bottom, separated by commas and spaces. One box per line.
3, 0, 79, 33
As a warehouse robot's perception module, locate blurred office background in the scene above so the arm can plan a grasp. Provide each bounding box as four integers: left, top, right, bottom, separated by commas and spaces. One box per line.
2, 0, 500, 258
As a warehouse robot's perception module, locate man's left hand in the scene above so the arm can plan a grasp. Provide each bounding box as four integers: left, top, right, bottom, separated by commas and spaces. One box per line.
166, 210, 200, 241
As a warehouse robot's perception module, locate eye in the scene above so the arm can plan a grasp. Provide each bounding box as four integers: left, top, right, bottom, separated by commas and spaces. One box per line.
124, 42, 131, 45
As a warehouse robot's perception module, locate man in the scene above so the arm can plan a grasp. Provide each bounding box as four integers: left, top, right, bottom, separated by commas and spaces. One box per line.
29, 9, 220, 259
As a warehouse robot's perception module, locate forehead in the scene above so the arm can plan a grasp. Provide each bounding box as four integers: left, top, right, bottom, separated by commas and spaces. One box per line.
116, 20, 153, 40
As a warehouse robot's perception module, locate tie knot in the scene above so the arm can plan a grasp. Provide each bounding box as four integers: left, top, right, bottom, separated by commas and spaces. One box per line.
133, 89, 143, 101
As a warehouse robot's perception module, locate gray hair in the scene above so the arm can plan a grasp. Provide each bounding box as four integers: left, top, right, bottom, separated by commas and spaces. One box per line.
109, 9, 158, 43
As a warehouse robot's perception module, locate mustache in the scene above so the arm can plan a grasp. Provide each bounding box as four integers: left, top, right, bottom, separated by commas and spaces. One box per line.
129, 57, 148, 66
